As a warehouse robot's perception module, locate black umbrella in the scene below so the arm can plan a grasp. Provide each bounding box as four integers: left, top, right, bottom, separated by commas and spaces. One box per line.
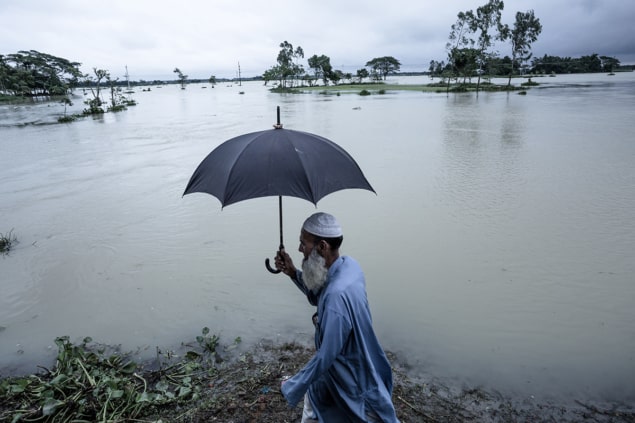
183, 106, 375, 273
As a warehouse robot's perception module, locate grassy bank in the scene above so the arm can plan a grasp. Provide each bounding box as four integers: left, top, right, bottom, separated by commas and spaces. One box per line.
2, 332, 633, 422
281, 80, 529, 96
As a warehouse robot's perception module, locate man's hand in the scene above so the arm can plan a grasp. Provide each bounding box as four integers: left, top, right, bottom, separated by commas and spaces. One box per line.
274, 248, 297, 278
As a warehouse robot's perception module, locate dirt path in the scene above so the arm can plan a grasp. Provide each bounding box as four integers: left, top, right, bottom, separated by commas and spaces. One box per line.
2, 339, 633, 422
150, 341, 635, 423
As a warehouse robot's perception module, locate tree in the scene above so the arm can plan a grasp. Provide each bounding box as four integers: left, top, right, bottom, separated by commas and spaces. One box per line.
106, 74, 120, 109
600, 56, 620, 73
330, 69, 343, 85
356, 68, 369, 83
428, 60, 445, 78
173, 67, 188, 89
0, 55, 8, 93
208, 75, 217, 87
578, 54, 602, 73
529, 54, 621, 74
307, 54, 333, 86
61, 97, 72, 117
449, 48, 479, 82
501, 10, 542, 87
1, 50, 82, 97
83, 68, 108, 114
469, 0, 505, 92
275, 41, 305, 88
446, 10, 476, 89
104, 73, 133, 112
365, 56, 401, 80
262, 66, 281, 86
530, 54, 566, 74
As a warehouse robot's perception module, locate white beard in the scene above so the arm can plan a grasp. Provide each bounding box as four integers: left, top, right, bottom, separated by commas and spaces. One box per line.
302, 248, 328, 291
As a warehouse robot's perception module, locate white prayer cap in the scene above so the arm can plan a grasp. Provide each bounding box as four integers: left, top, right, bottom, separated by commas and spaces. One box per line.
302, 212, 343, 238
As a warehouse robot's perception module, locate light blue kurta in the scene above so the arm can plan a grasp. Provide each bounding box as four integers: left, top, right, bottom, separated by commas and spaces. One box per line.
281, 256, 399, 422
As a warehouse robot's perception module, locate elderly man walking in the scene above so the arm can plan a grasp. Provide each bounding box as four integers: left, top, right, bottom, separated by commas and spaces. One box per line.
275, 212, 400, 422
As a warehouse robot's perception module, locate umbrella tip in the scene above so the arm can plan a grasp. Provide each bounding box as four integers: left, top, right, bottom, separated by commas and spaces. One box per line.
274, 105, 283, 129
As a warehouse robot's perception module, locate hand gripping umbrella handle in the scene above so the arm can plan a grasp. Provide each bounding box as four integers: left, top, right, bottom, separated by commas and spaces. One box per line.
265, 244, 283, 274
265, 256, 282, 274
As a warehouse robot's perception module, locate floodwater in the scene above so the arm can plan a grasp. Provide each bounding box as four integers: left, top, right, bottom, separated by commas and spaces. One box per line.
1, 74, 634, 404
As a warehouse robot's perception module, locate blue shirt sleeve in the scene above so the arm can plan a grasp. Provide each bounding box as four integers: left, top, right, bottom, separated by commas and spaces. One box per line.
281, 295, 352, 407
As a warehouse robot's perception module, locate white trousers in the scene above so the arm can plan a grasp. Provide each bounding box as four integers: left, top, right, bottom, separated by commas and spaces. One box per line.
301, 393, 318, 423
301, 393, 382, 423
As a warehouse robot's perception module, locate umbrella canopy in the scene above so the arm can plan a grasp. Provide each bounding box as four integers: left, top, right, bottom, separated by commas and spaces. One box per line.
183, 107, 375, 272
183, 128, 374, 207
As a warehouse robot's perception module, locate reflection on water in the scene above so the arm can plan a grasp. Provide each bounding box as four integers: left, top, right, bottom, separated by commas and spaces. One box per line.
1, 74, 634, 403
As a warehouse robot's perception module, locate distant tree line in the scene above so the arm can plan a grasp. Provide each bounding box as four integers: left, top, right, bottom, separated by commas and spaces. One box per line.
0, 50, 83, 97
530, 54, 621, 74
430, 53, 622, 79
438, 0, 543, 90
427, 0, 627, 90
262, 41, 402, 89
0, 50, 141, 121
263, 1, 629, 92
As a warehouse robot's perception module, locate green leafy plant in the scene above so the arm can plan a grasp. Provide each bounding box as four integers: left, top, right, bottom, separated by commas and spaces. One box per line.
0, 334, 211, 422
184, 327, 221, 362
57, 115, 77, 123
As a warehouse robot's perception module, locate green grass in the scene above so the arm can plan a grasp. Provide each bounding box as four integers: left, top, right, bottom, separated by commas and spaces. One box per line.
288, 81, 527, 95
300, 83, 436, 93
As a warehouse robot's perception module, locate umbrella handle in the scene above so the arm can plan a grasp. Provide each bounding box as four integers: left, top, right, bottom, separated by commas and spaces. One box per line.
265, 243, 284, 274
265, 257, 281, 274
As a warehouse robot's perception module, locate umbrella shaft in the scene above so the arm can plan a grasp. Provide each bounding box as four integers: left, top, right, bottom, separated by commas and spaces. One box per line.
278, 195, 284, 249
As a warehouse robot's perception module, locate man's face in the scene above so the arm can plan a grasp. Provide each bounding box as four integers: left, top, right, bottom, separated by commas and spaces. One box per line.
298, 230, 319, 261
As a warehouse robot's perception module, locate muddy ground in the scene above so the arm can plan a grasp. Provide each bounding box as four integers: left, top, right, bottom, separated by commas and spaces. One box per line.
144, 340, 634, 423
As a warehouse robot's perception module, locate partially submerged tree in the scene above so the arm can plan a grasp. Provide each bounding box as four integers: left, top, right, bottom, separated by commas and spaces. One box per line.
83, 68, 109, 114
449, 48, 479, 83
262, 66, 280, 86
104, 74, 135, 112
446, 10, 476, 89
428, 60, 445, 79
61, 97, 72, 116
275, 41, 305, 88
469, 0, 505, 92
365, 56, 401, 80
308, 54, 334, 86
173, 67, 188, 89
0, 50, 82, 97
600, 56, 620, 73
500, 10, 542, 87
356, 68, 369, 83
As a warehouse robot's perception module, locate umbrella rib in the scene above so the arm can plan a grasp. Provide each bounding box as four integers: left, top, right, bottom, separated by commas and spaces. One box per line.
286, 131, 320, 205
223, 133, 262, 205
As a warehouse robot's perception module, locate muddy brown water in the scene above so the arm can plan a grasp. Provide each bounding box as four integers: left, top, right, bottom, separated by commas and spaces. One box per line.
1, 74, 634, 405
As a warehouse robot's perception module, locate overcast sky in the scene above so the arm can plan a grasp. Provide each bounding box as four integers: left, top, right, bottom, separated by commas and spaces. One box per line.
2, 0, 634, 81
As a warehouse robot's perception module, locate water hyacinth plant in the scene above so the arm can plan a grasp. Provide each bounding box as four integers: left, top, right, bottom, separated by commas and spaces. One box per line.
0, 331, 222, 422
